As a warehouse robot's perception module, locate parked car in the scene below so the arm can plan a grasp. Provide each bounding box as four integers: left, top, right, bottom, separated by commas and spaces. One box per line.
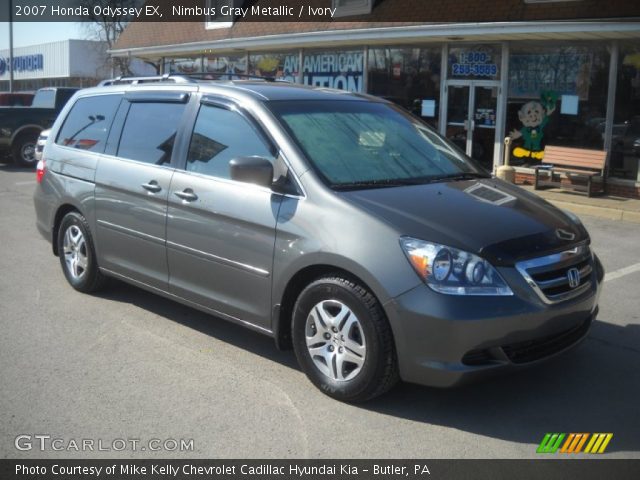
0, 87, 78, 167
34, 76, 604, 402
0, 92, 35, 107
34, 129, 50, 163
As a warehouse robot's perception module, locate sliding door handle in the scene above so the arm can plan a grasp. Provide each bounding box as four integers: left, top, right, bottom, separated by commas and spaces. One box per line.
174, 189, 198, 202
141, 181, 162, 193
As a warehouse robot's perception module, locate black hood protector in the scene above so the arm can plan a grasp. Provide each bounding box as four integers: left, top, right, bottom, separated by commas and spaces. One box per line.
341, 178, 589, 266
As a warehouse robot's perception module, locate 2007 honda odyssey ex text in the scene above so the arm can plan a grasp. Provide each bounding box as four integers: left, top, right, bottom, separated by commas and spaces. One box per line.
34, 76, 604, 402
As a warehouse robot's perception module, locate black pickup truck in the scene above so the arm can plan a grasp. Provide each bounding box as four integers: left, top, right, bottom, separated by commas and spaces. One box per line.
0, 87, 78, 167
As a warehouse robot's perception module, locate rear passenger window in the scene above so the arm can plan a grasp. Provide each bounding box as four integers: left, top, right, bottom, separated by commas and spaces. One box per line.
186, 104, 275, 179
117, 102, 186, 165
55, 95, 121, 152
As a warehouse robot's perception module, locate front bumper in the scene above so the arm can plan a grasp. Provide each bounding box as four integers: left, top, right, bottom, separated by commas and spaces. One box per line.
384, 256, 602, 388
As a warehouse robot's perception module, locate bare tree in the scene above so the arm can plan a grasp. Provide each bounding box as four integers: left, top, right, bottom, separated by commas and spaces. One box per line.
82, 0, 159, 76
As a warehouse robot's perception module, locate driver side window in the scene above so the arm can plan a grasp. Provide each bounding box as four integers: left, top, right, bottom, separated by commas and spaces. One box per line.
186, 104, 275, 179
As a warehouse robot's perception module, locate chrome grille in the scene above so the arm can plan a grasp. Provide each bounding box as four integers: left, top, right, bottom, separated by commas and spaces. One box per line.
516, 245, 593, 304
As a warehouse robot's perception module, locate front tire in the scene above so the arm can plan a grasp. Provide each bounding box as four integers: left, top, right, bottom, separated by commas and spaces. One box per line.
292, 275, 398, 402
57, 212, 106, 293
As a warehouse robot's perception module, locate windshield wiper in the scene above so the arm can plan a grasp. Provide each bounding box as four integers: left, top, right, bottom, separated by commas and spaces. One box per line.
332, 178, 423, 191
426, 172, 490, 182
333, 173, 489, 191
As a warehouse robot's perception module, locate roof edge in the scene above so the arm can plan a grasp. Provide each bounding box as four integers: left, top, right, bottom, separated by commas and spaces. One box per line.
109, 20, 640, 57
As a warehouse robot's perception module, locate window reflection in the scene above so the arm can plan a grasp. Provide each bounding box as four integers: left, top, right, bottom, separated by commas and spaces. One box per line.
186, 105, 274, 179
117, 102, 185, 165
55, 95, 121, 153
612, 43, 640, 180
368, 47, 441, 128
506, 43, 609, 166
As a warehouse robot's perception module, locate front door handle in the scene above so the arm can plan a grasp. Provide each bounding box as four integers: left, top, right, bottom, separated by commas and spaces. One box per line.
174, 189, 198, 202
141, 181, 162, 193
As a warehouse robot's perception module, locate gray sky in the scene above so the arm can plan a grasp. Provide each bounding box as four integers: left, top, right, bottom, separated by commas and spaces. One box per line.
0, 22, 87, 51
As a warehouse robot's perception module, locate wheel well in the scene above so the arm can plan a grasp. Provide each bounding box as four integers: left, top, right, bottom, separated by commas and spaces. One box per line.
52, 205, 80, 256
274, 264, 380, 350
12, 127, 41, 146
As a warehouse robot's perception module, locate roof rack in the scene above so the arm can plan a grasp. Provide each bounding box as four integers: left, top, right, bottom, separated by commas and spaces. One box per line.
185, 72, 280, 82
98, 72, 289, 87
98, 73, 193, 86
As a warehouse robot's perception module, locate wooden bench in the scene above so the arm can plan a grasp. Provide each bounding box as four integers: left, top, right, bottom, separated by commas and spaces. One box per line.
534, 146, 607, 197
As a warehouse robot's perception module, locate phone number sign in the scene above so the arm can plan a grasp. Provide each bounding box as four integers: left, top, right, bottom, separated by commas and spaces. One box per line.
451, 50, 498, 78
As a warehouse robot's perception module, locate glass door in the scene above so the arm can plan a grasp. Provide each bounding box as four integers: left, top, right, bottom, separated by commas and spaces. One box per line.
445, 81, 499, 169
471, 85, 498, 167
446, 85, 471, 155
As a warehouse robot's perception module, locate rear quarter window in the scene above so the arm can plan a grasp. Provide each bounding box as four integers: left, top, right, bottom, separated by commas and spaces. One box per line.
55, 95, 122, 153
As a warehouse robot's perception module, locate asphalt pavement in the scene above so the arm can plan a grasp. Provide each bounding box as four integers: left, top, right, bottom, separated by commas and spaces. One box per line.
1, 164, 639, 459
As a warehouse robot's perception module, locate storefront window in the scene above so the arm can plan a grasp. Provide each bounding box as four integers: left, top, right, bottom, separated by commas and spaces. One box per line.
203, 54, 247, 79
448, 45, 501, 81
506, 43, 609, 166
301, 50, 364, 92
611, 41, 640, 181
164, 57, 203, 75
248, 52, 298, 81
368, 47, 441, 128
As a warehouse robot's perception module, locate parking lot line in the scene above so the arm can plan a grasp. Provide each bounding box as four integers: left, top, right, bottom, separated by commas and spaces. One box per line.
604, 262, 640, 282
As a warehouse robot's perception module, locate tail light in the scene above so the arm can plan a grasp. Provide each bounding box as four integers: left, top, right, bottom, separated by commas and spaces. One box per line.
36, 159, 45, 184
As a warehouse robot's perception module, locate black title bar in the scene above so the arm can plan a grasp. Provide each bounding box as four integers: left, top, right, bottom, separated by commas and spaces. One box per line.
1, 0, 640, 23
2, 459, 640, 480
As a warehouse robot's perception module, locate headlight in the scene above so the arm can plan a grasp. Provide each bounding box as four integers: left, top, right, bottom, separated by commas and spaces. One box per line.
400, 237, 513, 296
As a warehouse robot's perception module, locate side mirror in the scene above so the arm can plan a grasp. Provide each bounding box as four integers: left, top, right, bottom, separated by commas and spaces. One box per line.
229, 156, 274, 187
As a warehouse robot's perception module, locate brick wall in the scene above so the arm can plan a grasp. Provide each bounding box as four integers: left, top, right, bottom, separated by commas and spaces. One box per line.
604, 182, 640, 199
515, 170, 640, 199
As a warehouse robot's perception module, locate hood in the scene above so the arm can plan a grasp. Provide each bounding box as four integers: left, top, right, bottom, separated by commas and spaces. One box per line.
340, 178, 589, 266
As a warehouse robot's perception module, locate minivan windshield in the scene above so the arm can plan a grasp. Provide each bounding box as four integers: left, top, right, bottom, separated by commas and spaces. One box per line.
269, 100, 488, 190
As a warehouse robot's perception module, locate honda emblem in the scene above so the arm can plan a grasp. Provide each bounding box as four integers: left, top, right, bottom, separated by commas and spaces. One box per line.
567, 268, 581, 289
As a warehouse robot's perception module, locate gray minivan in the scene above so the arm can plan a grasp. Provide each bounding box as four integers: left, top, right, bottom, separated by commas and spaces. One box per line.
34, 76, 603, 402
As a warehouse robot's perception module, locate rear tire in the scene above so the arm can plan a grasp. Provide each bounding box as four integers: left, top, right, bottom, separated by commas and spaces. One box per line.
12, 133, 39, 168
292, 275, 398, 402
57, 212, 106, 293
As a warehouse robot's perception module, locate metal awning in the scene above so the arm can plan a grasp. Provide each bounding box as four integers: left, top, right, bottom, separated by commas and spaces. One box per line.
109, 21, 640, 58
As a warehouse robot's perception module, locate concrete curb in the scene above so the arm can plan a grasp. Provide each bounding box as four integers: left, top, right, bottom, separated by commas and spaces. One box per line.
545, 199, 640, 224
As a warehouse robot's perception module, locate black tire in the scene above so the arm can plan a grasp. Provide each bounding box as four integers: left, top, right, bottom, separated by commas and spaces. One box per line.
292, 275, 398, 402
11, 133, 39, 168
57, 211, 106, 293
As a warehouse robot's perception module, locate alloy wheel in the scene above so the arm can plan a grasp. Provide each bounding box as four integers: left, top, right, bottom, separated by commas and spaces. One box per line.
305, 299, 366, 382
63, 225, 88, 281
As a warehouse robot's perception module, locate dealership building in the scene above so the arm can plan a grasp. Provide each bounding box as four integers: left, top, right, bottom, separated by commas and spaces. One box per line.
111, 0, 640, 197
0, 39, 156, 93
0, 39, 113, 91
